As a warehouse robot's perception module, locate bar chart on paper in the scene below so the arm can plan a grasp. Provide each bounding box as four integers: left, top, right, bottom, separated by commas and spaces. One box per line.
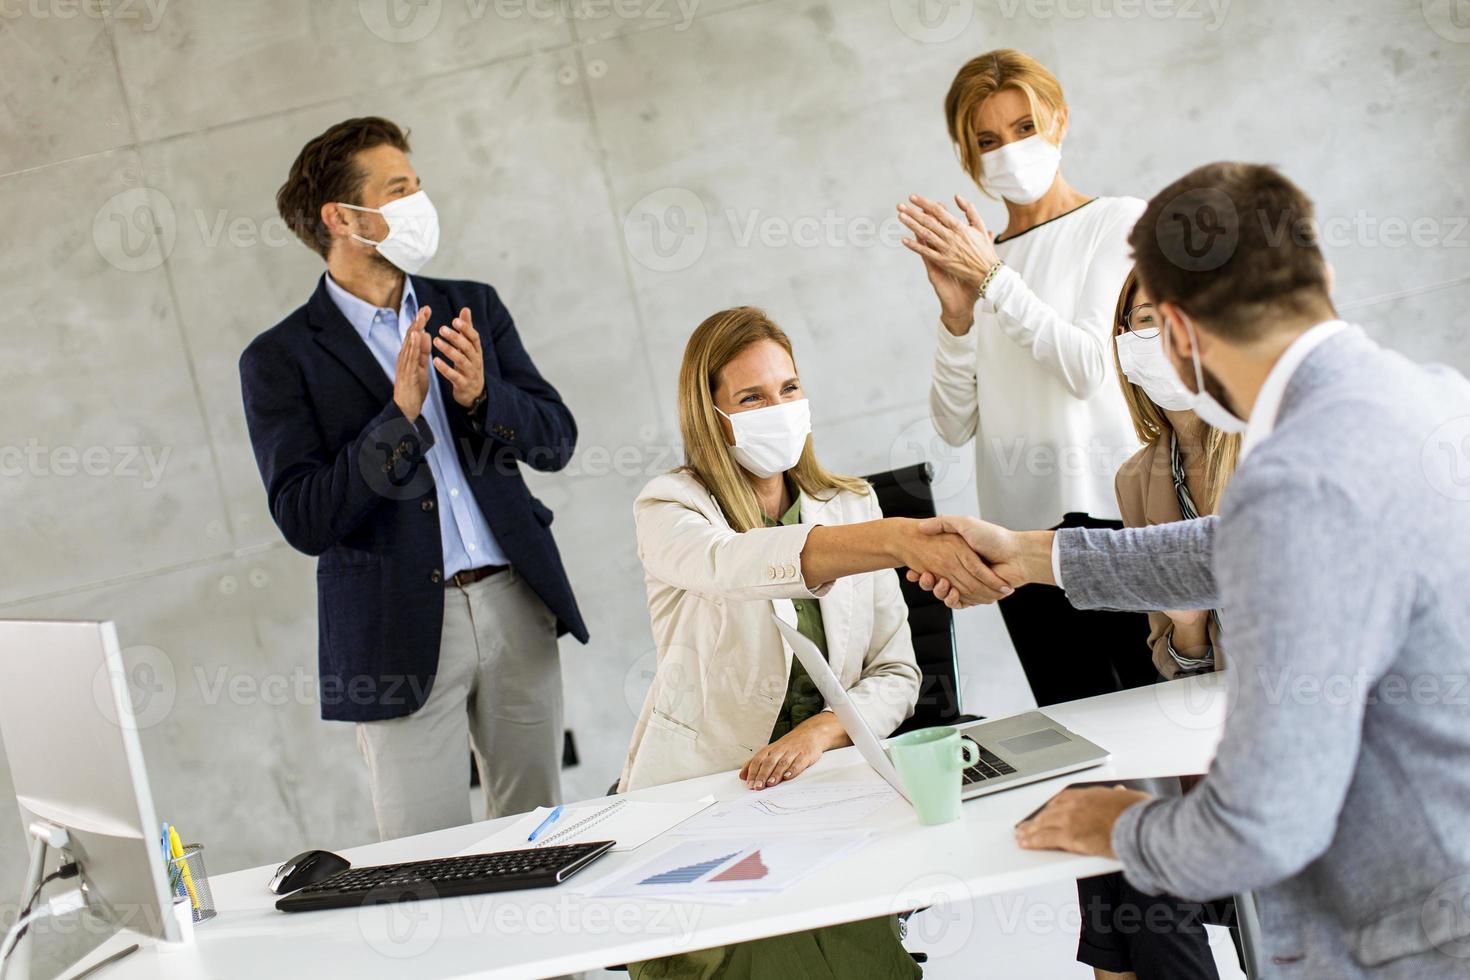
592, 834, 869, 903
641, 852, 741, 886
710, 851, 769, 882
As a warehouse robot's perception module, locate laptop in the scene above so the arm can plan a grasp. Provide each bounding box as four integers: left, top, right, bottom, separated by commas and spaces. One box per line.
772, 615, 1109, 800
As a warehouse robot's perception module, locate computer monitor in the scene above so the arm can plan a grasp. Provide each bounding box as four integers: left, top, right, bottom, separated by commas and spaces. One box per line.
0, 620, 181, 960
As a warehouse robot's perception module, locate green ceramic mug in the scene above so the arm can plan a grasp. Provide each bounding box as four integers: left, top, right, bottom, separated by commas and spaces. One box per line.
889, 726, 980, 825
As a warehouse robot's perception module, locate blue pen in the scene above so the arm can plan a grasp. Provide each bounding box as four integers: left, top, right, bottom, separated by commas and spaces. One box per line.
526, 805, 564, 842
162, 823, 182, 895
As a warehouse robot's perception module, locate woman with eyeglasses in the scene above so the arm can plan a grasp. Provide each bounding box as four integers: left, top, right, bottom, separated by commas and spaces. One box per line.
897, 49, 1153, 707
1052, 269, 1246, 980
1111, 268, 1241, 679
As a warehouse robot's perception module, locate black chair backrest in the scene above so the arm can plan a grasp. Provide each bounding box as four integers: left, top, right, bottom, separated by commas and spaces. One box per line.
862, 464, 964, 734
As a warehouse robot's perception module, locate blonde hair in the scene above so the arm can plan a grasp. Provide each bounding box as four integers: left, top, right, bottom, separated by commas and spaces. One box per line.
676, 307, 868, 533
945, 49, 1068, 194
1112, 269, 1241, 515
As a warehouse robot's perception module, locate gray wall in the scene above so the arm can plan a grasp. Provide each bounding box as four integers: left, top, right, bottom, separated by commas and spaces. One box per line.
2, 0, 1467, 902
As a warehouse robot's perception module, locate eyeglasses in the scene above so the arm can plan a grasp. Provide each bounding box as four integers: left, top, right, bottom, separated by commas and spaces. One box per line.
1123, 303, 1160, 339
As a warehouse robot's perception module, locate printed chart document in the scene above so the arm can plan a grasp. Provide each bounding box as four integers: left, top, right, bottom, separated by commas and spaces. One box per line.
674, 772, 904, 837
587, 833, 871, 904
456, 795, 717, 855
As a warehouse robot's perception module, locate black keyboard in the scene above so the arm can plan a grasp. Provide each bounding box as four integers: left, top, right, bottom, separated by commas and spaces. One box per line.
275, 841, 615, 913
960, 736, 1018, 784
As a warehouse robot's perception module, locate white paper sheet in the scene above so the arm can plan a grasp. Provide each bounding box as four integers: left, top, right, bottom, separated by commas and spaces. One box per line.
586, 833, 871, 903
455, 796, 717, 855
673, 776, 902, 837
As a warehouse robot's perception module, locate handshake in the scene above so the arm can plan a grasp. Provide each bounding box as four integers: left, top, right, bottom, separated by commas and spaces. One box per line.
895, 516, 1057, 609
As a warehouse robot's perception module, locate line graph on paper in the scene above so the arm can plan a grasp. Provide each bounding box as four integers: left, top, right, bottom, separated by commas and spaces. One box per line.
746, 788, 891, 817
676, 778, 902, 836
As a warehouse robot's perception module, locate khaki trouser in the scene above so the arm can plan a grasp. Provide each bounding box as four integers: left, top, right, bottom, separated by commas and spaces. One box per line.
355, 568, 564, 841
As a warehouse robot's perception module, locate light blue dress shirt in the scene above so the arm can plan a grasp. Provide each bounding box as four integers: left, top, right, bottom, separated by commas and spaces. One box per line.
324, 273, 508, 577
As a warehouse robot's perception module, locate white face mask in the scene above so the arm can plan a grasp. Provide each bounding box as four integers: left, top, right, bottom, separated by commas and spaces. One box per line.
716, 398, 812, 479
980, 134, 1061, 205
1165, 312, 1249, 434
337, 190, 440, 274
1115, 330, 1195, 412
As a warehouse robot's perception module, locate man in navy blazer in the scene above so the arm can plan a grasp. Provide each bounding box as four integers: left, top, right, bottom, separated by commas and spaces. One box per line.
240, 116, 586, 840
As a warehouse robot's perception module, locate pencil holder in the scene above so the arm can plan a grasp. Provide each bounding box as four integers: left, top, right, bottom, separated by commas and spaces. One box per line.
168, 843, 217, 923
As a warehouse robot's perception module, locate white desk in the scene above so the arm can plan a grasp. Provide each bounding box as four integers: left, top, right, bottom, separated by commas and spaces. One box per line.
70, 675, 1227, 980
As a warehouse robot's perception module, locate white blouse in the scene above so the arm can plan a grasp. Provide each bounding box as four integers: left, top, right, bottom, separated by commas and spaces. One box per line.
929, 195, 1146, 530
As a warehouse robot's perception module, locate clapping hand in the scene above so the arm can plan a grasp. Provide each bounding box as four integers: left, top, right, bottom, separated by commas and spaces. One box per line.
898, 194, 1000, 292
393, 305, 434, 424
432, 307, 487, 408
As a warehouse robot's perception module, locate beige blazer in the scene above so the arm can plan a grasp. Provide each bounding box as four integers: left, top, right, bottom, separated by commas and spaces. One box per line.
619, 471, 921, 791
1113, 438, 1224, 679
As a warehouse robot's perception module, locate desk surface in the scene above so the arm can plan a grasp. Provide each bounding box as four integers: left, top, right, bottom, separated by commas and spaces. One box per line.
71, 675, 1227, 980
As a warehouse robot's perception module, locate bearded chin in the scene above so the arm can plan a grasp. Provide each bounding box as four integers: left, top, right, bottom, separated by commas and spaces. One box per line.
365, 247, 399, 274
1201, 364, 1242, 417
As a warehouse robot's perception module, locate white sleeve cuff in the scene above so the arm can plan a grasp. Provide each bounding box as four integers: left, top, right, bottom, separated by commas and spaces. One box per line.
934, 319, 977, 364
1051, 531, 1065, 592
981, 263, 1023, 315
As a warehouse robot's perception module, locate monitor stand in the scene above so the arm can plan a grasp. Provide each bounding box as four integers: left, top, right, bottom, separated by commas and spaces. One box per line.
2, 822, 135, 980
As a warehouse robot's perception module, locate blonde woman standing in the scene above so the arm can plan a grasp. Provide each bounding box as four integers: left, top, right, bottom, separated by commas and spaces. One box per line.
621, 307, 1004, 979
898, 49, 1153, 707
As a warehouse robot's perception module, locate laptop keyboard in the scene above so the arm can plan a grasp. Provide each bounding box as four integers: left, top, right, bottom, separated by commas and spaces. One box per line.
961, 736, 1018, 784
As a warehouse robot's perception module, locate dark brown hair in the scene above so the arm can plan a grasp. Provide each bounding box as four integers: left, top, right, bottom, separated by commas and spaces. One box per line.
1128, 162, 1334, 340
276, 117, 411, 260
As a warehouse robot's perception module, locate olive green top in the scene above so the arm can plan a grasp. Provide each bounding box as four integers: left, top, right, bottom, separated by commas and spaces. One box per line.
765, 491, 827, 740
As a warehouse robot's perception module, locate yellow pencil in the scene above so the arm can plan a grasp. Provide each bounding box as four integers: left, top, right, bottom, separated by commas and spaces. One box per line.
167, 826, 200, 911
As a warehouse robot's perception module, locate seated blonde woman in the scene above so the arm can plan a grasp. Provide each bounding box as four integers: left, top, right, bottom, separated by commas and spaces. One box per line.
621, 306, 1001, 980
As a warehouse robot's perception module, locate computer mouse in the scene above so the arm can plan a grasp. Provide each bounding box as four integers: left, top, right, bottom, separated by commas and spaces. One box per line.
269, 850, 351, 895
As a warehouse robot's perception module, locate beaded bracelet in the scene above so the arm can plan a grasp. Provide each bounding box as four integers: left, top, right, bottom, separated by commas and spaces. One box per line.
978, 259, 1006, 299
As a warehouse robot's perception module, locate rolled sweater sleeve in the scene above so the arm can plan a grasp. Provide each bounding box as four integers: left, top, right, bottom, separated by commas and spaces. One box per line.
983, 200, 1143, 399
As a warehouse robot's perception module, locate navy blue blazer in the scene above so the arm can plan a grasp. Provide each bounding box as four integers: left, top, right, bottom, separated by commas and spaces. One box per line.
240, 274, 588, 722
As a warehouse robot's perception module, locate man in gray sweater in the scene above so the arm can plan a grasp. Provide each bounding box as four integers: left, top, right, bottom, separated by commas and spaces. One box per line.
915, 163, 1470, 977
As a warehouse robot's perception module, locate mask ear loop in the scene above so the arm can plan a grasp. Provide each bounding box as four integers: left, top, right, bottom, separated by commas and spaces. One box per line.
712, 404, 740, 448
1165, 309, 1209, 397
335, 201, 385, 248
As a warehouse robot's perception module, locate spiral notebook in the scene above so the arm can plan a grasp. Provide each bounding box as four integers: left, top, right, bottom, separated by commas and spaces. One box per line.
456, 795, 718, 855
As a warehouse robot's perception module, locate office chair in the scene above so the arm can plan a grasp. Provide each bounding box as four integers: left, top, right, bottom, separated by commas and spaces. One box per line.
862, 463, 978, 733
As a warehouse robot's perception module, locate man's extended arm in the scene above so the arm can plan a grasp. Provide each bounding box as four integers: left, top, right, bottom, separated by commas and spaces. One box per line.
910, 515, 1219, 614
1054, 517, 1219, 613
